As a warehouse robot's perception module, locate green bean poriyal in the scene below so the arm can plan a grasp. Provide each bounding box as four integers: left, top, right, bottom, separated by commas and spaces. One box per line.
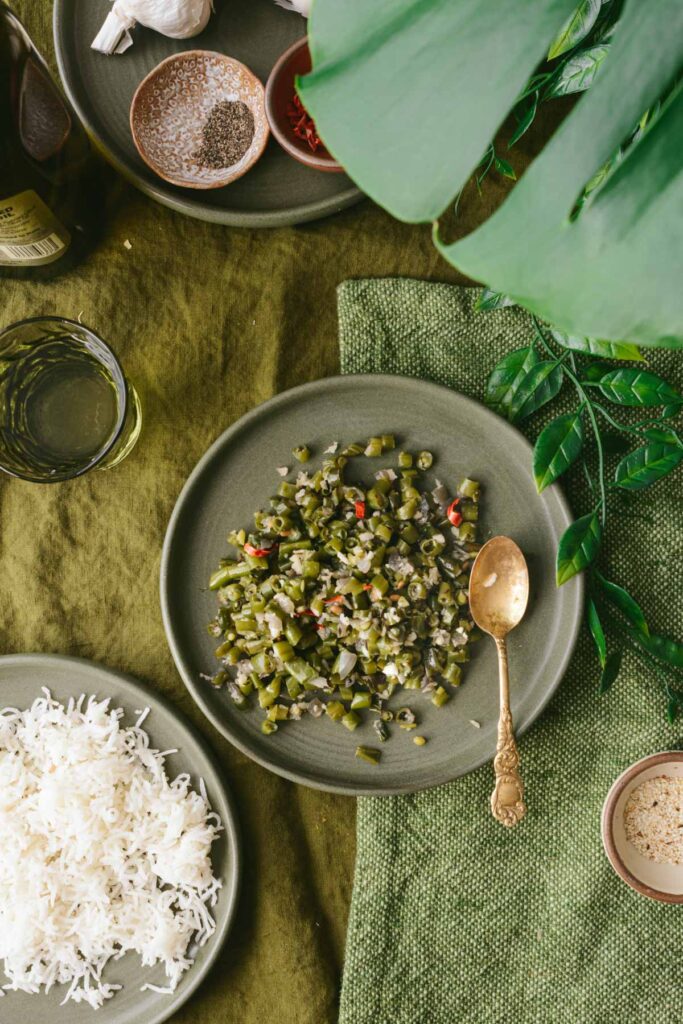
206, 436, 482, 765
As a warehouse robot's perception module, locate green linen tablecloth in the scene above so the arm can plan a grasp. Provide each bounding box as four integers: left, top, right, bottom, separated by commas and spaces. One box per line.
337, 279, 683, 1024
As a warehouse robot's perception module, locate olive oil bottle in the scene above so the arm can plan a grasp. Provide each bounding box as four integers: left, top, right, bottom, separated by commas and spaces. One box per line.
0, 3, 104, 279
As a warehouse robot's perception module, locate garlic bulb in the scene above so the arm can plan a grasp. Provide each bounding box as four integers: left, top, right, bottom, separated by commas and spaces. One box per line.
274, 0, 311, 16
92, 0, 213, 55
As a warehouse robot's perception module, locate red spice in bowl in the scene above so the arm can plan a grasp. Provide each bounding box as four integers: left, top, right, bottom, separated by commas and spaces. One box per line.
265, 37, 343, 173
287, 93, 322, 153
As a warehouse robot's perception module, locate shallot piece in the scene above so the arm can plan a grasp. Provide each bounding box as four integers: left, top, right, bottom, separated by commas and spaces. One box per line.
92, 0, 213, 55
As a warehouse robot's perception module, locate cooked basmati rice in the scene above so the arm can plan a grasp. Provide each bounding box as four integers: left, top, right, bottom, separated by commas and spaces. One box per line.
0, 690, 222, 1008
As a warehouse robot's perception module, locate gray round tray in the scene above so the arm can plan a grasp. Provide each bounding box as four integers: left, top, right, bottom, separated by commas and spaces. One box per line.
53, 0, 363, 226
0, 654, 241, 1024
160, 374, 583, 795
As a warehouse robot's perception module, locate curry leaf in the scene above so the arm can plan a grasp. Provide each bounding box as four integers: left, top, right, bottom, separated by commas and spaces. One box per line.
639, 633, 683, 669
550, 331, 643, 361
485, 346, 538, 415
587, 597, 607, 668
614, 442, 683, 490
509, 361, 564, 422
508, 90, 539, 148
598, 369, 681, 407
596, 573, 649, 636
548, 0, 601, 59
494, 156, 517, 180
476, 289, 516, 312
599, 649, 622, 693
556, 512, 601, 585
643, 427, 682, 447
533, 411, 584, 491
546, 44, 609, 97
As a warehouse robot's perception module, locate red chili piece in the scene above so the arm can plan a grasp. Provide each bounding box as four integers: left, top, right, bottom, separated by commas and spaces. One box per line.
324, 595, 344, 605
286, 93, 322, 153
447, 499, 462, 528
244, 543, 276, 558
354, 500, 366, 519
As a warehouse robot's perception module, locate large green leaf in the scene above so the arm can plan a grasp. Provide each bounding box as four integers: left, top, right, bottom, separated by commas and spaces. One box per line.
547, 0, 601, 59
300, 0, 585, 222
533, 411, 584, 490
303, 0, 683, 348
613, 442, 683, 490
437, 0, 683, 348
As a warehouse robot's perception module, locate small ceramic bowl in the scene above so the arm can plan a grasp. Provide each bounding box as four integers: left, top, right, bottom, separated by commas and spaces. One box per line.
130, 51, 269, 190
602, 751, 683, 903
265, 37, 342, 173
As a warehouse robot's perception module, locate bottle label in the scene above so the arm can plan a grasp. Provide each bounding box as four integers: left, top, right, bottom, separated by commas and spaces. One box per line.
0, 190, 70, 266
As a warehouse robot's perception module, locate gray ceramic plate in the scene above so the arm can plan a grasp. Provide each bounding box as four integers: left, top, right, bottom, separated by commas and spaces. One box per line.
53, 0, 362, 226
161, 375, 583, 795
0, 654, 240, 1024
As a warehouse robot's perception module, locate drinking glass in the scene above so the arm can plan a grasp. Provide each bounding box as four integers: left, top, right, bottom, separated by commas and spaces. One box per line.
0, 316, 141, 482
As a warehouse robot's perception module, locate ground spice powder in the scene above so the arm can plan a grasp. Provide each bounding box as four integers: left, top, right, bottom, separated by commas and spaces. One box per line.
195, 100, 255, 170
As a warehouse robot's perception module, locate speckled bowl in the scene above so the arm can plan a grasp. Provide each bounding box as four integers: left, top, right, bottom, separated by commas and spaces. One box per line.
602, 751, 683, 903
130, 50, 269, 190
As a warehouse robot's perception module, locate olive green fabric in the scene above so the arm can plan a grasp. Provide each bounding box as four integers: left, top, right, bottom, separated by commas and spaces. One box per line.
337, 278, 683, 1024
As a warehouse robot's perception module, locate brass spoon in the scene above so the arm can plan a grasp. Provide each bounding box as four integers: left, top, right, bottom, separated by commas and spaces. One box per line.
469, 536, 529, 827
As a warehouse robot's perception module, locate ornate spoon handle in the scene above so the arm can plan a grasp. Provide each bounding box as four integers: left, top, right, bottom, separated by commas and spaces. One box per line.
490, 637, 527, 827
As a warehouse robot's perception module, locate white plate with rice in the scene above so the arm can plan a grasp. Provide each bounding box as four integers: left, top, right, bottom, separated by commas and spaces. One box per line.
0, 654, 241, 1024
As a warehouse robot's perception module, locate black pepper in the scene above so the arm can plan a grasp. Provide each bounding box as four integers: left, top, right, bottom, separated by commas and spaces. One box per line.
195, 100, 255, 170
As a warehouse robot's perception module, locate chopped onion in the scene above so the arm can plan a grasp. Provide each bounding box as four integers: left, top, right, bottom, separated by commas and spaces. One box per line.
337, 650, 357, 679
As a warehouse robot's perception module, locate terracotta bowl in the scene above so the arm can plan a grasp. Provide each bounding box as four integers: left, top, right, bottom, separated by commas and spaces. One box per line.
265, 37, 342, 173
601, 751, 683, 903
130, 51, 269, 190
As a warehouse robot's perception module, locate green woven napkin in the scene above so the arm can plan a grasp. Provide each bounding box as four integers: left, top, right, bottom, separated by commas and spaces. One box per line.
338, 278, 683, 1024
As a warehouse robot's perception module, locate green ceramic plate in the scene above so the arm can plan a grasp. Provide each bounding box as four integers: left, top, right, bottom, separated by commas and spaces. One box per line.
161, 375, 583, 795
0, 654, 240, 1024
53, 0, 363, 226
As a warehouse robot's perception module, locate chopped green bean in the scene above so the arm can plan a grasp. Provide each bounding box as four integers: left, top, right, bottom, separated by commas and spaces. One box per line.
292, 445, 311, 463
205, 435, 483, 763
355, 745, 381, 765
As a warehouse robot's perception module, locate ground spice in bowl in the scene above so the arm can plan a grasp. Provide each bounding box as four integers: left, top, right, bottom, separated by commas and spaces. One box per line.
624, 774, 683, 865
195, 99, 255, 170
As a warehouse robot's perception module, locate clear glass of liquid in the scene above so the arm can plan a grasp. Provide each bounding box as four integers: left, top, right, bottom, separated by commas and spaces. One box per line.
0, 316, 141, 482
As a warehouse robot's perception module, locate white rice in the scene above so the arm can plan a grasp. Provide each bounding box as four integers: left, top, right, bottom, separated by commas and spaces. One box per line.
0, 690, 222, 1009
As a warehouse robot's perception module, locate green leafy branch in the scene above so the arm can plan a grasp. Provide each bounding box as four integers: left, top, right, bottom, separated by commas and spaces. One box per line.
484, 310, 683, 719
461, 0, 622, 195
